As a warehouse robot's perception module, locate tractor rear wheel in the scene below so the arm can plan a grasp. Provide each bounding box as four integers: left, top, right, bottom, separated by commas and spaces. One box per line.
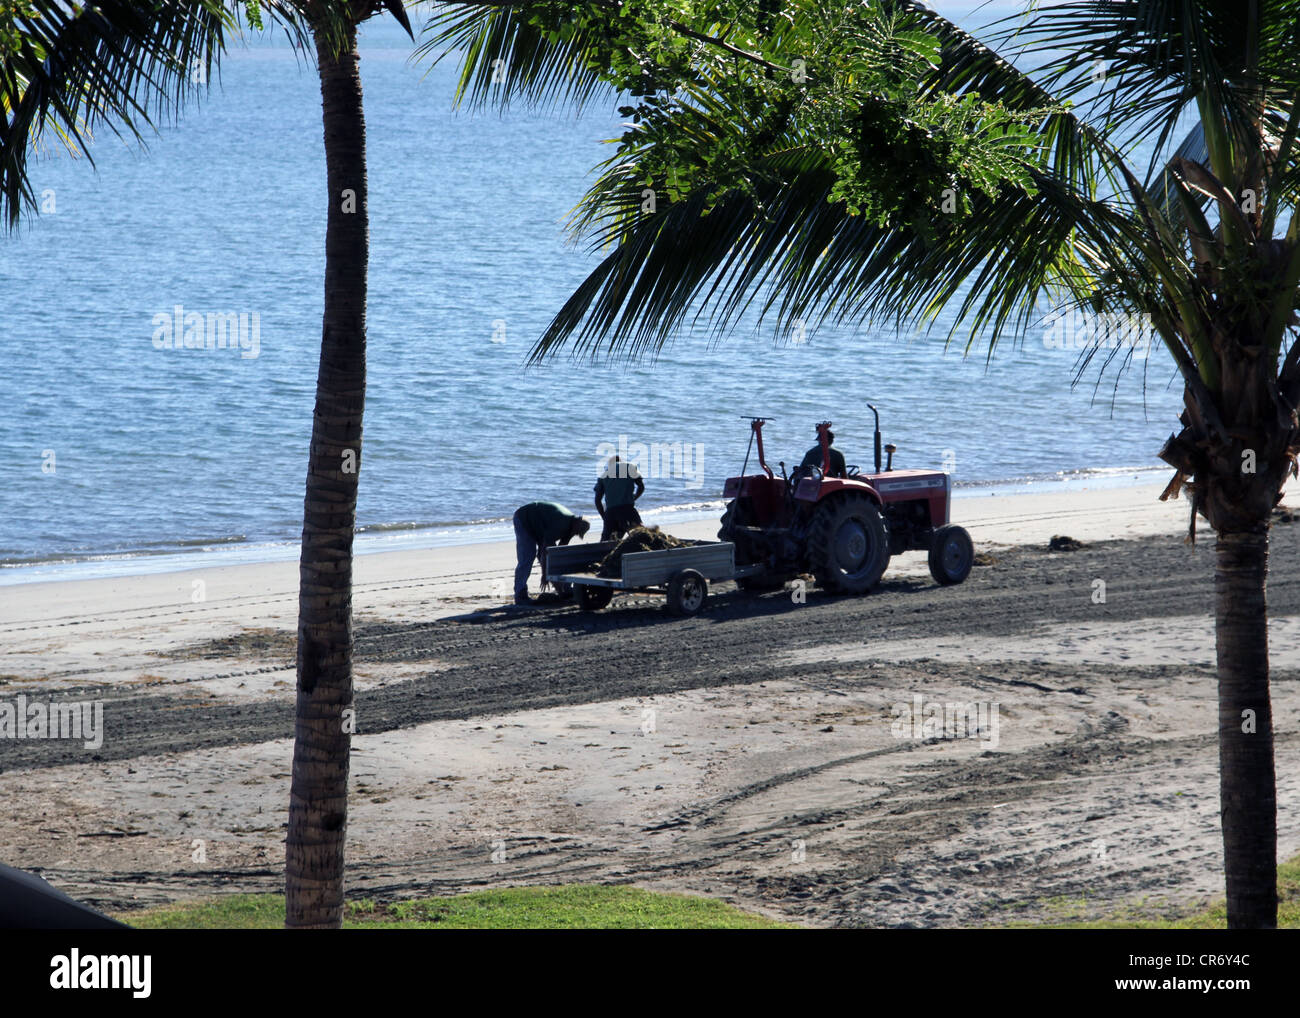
928, 525, 973, 585
718, 498, 748, 540
721, 498, 776, 589
808, 493, 889, 594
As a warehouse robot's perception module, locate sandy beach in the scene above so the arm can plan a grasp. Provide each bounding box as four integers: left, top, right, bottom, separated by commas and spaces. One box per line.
2, 479, 1299, 927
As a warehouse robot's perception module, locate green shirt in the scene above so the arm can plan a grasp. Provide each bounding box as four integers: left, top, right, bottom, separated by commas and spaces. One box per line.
517, 501, 578, 544
595, 463, 641, 508
800, 445, 847, 477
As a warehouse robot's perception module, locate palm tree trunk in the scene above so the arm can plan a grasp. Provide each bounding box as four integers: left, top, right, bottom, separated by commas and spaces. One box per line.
285, 21, 368, 930
1215, 527, 1277, 928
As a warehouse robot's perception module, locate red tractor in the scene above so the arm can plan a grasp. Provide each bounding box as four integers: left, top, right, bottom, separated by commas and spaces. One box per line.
718, 409, 973, 593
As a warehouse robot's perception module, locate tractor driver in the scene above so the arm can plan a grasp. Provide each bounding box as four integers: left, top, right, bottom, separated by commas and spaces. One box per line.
799, 427, 848, 478
512, 501, 590, 605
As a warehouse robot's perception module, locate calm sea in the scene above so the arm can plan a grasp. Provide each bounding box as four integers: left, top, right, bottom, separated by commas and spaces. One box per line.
0, 6, 1182, 583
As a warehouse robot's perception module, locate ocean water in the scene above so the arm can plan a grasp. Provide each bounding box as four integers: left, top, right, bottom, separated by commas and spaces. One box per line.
0, 6, 1183, 583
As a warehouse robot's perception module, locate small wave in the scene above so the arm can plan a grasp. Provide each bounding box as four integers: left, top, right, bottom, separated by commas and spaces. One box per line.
953, 465, 1166, 489
0, 544, 239, 569
0, 532, 255, 568
642, 499, 728, 515
356, 517, 509, 533
170, 534, 249, 548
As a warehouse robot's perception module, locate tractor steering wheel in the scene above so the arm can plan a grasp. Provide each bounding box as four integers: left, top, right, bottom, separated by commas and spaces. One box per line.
847, 464, 860, 477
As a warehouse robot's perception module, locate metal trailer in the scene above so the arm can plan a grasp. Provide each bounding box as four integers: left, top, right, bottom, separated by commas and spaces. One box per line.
543, 540, 762, 616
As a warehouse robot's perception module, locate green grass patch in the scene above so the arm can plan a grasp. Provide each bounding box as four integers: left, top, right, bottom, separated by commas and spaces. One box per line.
119, 854, 1300, 929
995, 853, 1300, 929
118, 884, 794, 930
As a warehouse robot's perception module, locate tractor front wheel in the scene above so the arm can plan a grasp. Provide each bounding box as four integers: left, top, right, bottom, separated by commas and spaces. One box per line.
928, 525, 974, 585
808, 493, 889, 594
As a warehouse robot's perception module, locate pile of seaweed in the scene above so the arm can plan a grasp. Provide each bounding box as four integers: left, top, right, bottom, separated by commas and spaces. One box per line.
596, 526, 690, 578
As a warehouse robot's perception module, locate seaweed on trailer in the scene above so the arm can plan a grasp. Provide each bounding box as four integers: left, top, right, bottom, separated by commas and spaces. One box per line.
595, 527, 690, 578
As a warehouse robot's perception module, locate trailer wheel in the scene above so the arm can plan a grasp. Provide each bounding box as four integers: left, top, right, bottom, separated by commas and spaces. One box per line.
577, 585, 614, 612
928, 525, 974, 585
808, 493, 889, 594
666, 569, 708, 616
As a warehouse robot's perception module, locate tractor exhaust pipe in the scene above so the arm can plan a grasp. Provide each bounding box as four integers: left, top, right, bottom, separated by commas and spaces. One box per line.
867, 403, 881, 474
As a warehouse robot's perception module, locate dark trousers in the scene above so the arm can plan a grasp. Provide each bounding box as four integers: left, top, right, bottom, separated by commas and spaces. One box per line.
601, 503, 642, 542
513, 511, 539, 595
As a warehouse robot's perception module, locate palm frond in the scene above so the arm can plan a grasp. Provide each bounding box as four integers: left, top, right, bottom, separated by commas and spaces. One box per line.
415, 2, 615, 112
0, 0, 236, 228
530, 1, 1123, 365
986, 0, 1298, 189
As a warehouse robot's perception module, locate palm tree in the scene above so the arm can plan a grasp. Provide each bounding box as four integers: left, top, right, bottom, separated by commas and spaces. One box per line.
435, 0, 1299, 927
3, 0, 416, 929
261, 0, 414, 930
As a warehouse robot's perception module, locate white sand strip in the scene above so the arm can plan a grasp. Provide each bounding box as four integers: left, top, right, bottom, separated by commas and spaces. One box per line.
0, 480, 1213, 626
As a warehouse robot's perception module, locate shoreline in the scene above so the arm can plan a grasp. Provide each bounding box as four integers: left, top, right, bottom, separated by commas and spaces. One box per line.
0, 464, 1173, 588
0, 478, 1225, 667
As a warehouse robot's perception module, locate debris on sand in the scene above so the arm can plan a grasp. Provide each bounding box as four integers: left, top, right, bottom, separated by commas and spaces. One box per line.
596, 526, 689, 578
1273, 505, 1296, 524
973, 552, 999, 567
1048, 535, 1085, 552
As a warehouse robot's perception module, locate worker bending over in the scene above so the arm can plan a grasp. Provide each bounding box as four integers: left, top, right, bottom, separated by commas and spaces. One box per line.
512, 501, 590, 605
